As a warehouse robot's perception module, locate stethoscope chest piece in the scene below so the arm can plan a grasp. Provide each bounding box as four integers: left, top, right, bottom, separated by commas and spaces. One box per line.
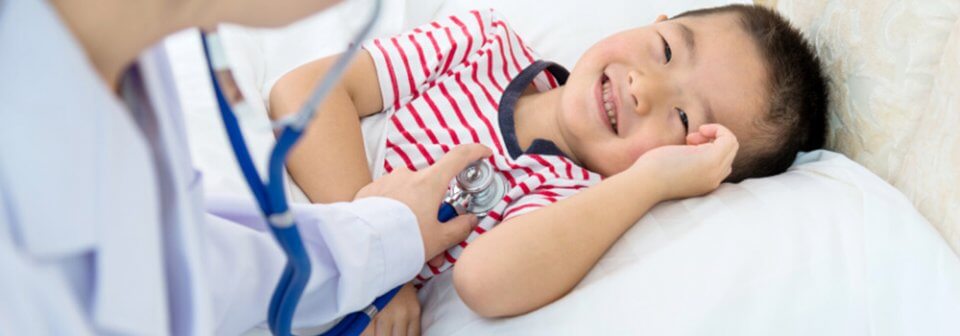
446, 160, 509, 217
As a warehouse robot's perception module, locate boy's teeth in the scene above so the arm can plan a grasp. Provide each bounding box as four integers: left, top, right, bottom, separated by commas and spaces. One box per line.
601, 77, 617, 132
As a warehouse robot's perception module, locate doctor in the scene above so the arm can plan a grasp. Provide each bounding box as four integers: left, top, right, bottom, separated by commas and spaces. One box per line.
0, 0, 487, 334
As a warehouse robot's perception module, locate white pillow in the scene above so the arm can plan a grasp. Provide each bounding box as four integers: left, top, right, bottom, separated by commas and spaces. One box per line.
418, 151, 960, 335
757, 0, 960, 255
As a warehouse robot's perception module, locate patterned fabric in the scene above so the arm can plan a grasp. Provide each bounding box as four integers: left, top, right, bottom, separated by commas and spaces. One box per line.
770, 0, 960, 255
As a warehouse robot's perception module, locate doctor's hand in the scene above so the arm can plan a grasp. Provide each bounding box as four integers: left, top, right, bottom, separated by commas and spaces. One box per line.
355, 144, 492, 261
361, 282, 421, 336
631, 124, 739, 201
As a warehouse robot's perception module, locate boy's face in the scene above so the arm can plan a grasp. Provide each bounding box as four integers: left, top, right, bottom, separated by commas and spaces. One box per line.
558, 12, 768, 176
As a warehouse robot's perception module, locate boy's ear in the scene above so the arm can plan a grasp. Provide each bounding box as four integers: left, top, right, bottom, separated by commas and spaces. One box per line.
654, 14, 668, 23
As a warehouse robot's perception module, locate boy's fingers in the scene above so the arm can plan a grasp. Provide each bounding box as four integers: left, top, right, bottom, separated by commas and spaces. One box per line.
689, 124, 727, 146
428, 144, 492, 184
392, 321, 405, 336
702, 124, 736, 150
361, 320, 374, 336
686, 132, 710, 146
724, 142, 739, 168
692, 124, 738, 165
376, 319, 389, 336
714, 127, 739, 168
698, 124, 721, 138
410, 319, 420, 336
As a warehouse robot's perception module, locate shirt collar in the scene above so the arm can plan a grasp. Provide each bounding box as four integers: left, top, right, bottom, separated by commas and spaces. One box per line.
497, 60, 570, 160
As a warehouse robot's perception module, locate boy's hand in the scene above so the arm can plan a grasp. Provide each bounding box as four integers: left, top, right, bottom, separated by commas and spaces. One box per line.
361, 282, 421, 336
632, 124, 739, 201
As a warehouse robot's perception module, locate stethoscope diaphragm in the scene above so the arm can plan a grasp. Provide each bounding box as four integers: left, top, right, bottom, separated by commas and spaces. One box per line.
447, 160, 509, 217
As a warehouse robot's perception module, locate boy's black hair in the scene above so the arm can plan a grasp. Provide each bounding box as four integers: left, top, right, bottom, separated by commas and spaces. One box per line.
675, 5, 829, 182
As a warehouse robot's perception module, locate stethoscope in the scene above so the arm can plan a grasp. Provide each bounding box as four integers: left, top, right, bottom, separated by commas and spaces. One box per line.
198, 0, 506, 335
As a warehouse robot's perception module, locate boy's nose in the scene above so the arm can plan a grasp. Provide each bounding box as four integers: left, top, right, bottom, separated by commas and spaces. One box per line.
627, 70, 665, 117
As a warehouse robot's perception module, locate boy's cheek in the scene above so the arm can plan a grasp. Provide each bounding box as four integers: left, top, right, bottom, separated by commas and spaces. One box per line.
585, 37, 628, 62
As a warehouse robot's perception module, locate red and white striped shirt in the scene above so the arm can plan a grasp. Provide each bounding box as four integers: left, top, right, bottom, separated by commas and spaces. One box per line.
362, 9, 602, 283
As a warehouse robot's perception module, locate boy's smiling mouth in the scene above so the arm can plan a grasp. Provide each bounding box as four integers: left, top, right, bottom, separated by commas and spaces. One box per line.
596, 73, 620, 135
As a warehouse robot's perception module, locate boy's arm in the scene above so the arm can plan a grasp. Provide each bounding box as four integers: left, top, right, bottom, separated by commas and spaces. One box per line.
453, 125, 739, 318
269, 51, 384, 203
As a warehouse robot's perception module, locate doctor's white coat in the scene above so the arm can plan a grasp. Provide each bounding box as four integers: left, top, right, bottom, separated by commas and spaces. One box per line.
0, 0, 425, 334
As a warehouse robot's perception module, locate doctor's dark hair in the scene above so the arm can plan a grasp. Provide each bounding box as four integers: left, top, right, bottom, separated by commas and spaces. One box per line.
674, 5, 829, 183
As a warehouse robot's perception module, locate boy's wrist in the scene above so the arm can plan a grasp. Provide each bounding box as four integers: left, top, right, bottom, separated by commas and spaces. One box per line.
623, 160, 671, 202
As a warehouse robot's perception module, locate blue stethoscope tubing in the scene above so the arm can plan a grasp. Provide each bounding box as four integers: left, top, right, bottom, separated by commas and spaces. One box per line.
197, 0, 432, 335
318, 203, 459, 336
200, 37, 310, 335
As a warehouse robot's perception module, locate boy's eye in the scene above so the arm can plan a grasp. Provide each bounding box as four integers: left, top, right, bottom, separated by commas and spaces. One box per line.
677, 108, 689, 134
661, 35, 672, 63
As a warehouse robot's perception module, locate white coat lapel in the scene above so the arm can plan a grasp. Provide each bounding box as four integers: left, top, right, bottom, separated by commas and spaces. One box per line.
136, 44, 216, 335
92, 87, 171, 335
0, 0, 103, 259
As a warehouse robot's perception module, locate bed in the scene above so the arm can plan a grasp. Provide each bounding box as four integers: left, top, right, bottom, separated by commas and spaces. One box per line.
164, 0, 960, 334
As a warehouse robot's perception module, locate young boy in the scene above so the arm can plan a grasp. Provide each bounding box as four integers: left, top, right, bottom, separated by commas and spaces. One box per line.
270, 3, 827, 330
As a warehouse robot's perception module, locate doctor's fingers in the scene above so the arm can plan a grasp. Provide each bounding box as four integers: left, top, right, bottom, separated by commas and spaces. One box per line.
426, 214, 477, 260
425, 144, 492, 186
427, 254, 445, 268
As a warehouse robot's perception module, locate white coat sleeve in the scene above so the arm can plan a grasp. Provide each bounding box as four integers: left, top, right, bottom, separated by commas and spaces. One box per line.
201, 194, 424, 335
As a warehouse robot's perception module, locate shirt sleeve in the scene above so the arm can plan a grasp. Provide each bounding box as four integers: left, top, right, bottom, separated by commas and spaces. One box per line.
501, 177, 595, 222
362, 9, 495, 112
501, 186, 567, 222
200, 194, 422, 335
